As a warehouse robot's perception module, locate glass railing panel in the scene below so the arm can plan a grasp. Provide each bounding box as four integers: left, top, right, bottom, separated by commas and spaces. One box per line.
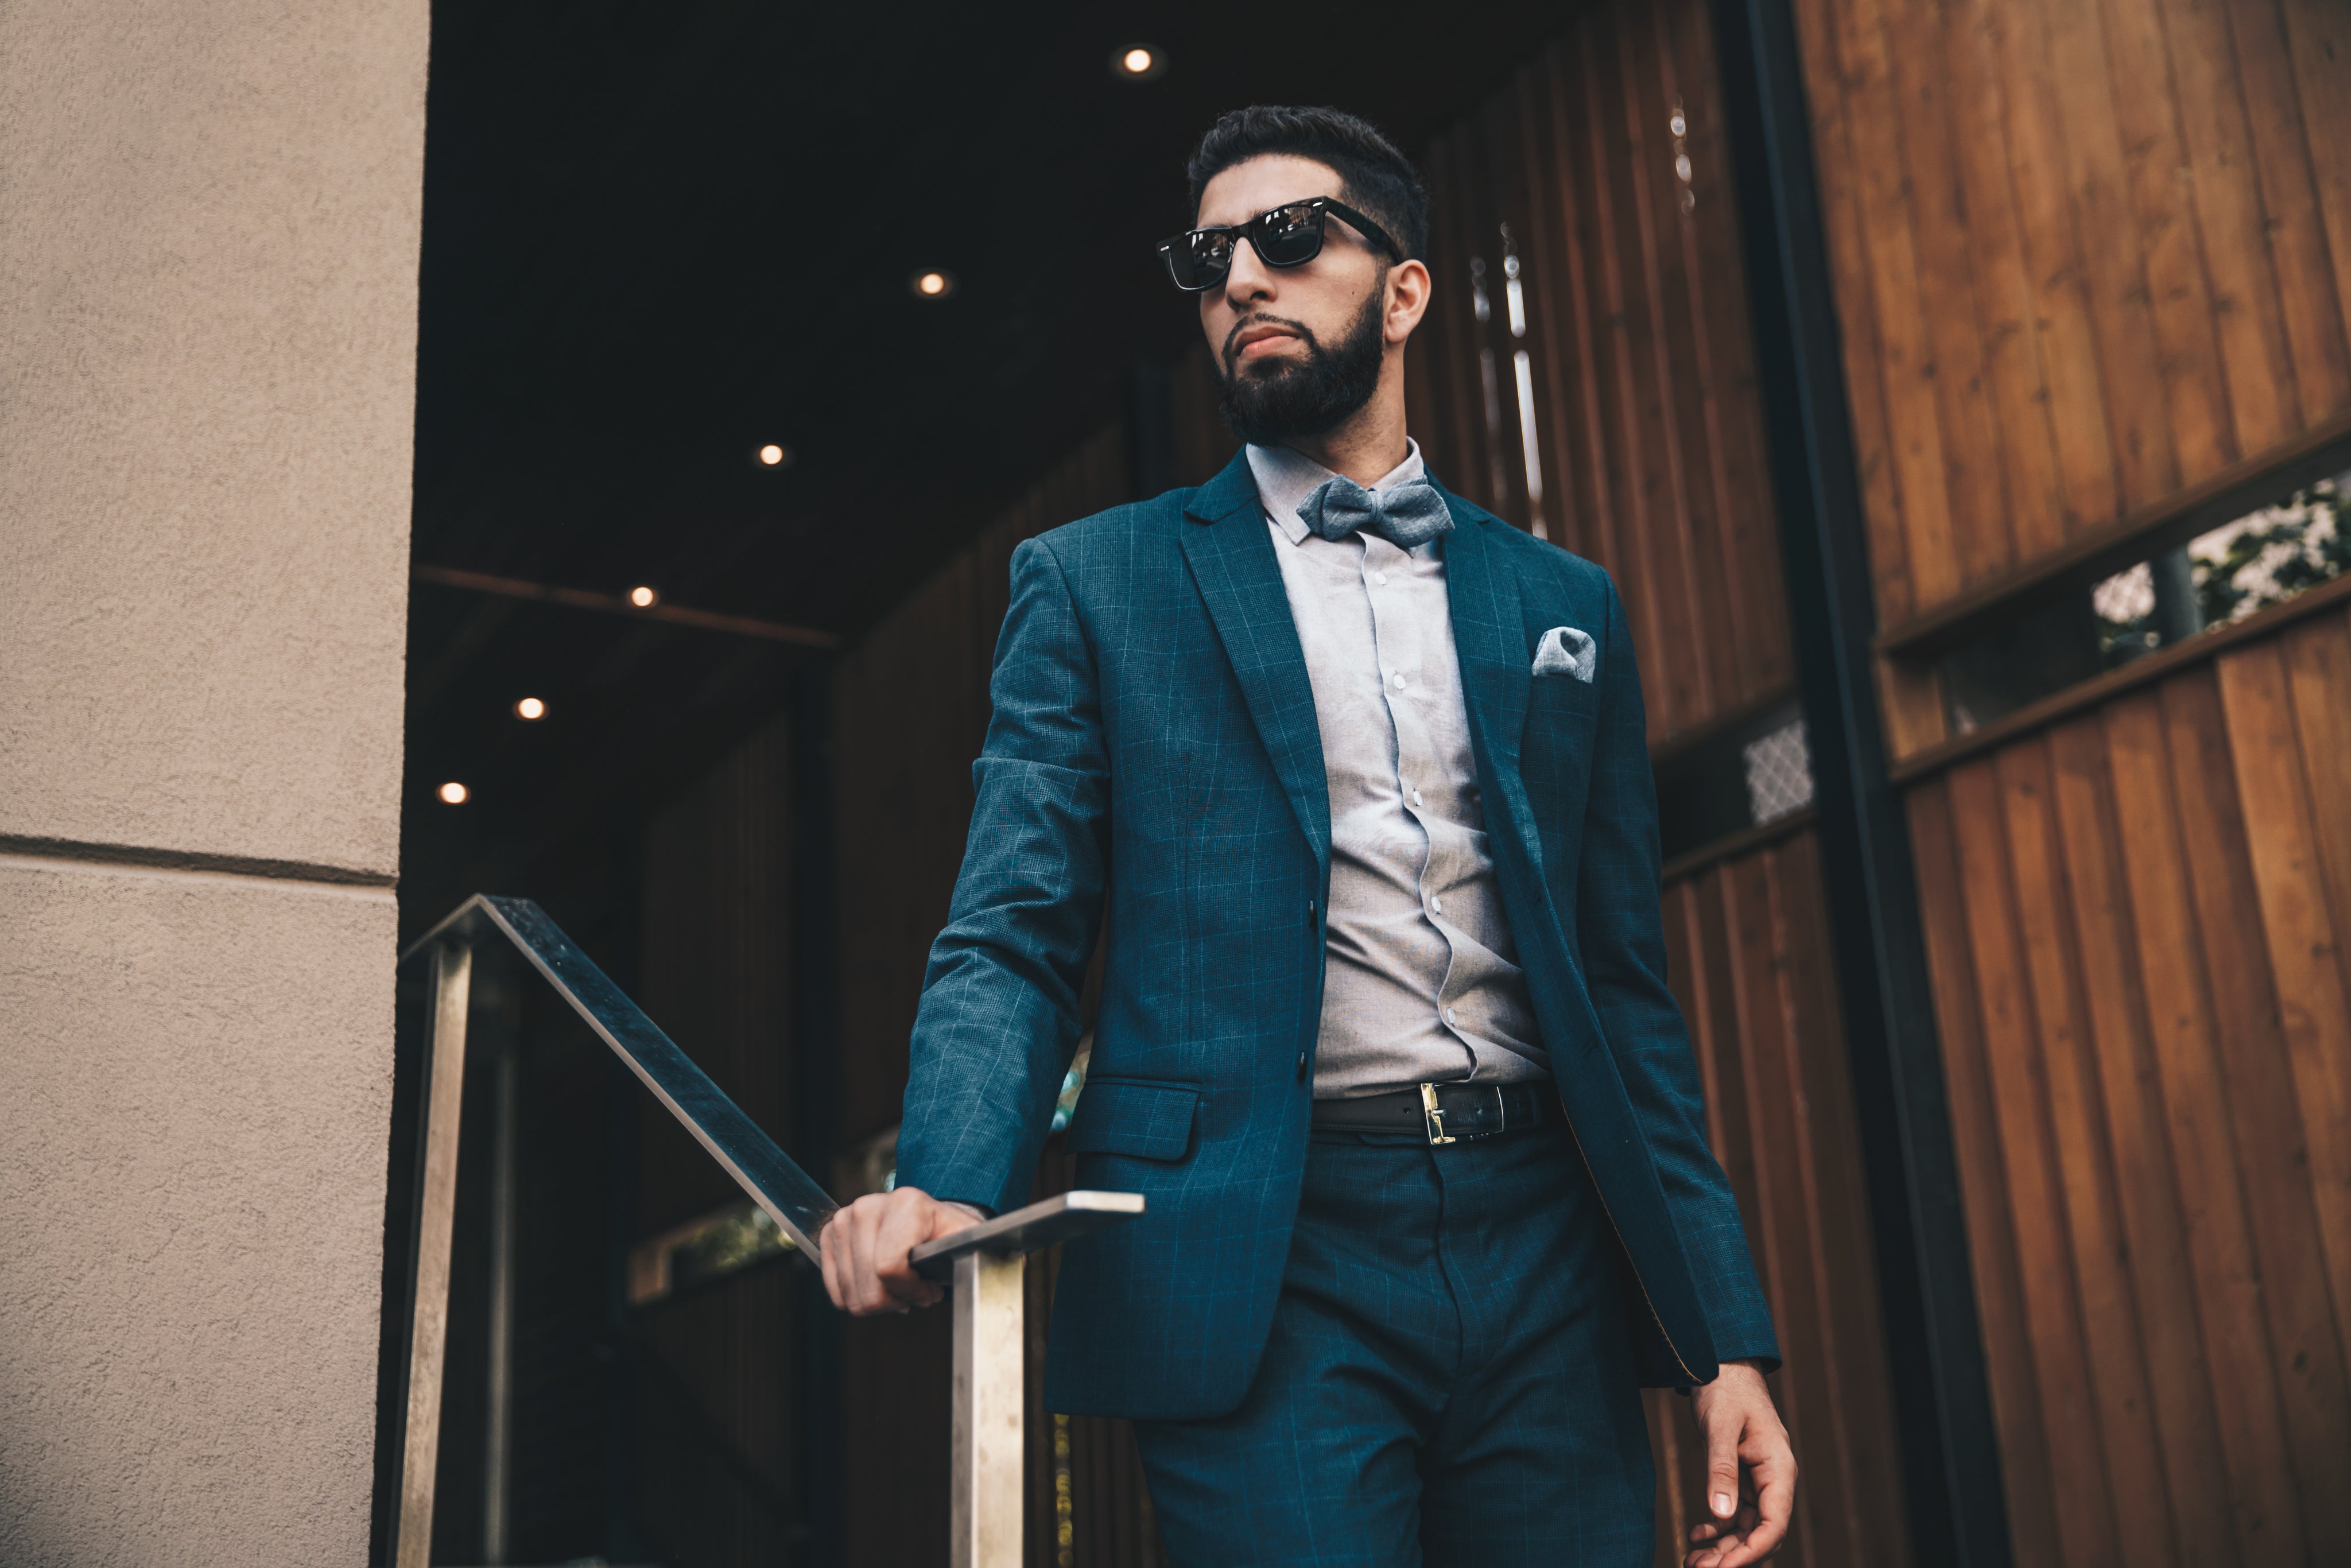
402, 895, 838, 1255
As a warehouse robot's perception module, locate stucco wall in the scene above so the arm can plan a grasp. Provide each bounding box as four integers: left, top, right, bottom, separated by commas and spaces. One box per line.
0, 0, 428, 1561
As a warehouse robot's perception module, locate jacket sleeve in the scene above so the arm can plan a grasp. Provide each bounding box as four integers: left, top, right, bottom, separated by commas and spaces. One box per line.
893, 536, 1111, 1217
1575, 576, 1782, 1371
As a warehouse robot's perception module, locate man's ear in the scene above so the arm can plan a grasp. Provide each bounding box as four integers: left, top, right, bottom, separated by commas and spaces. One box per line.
1384, 259, 1432, 346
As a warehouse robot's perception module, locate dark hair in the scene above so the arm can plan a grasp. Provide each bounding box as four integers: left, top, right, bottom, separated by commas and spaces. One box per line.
1185, 106, 1429, 263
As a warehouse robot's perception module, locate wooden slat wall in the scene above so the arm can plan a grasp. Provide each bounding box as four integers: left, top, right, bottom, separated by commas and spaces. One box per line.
833, 421, 1134, 1144
1407, 0, 1796, 744
831, 422, 1136, 1568
1904, 602, 2351, 1568
1650, 833, 1912, 1568
634, 710, 804, 1564
1395, 3, 1911, 1562
1791, 0, 2351, 630
1787, 0, 2351, 1560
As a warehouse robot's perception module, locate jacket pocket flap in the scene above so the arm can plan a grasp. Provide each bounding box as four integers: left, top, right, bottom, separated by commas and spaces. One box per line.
1064, 1078, 1199, 1161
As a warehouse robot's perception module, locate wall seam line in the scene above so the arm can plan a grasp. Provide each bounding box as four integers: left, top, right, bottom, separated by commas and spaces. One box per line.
0, 835, 397, 890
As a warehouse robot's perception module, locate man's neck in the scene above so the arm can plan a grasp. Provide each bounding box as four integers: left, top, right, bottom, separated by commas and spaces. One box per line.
1278, 392, 1411, 487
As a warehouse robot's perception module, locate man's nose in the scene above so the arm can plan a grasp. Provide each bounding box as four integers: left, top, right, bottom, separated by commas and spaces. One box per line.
1219, 236, 1278, 306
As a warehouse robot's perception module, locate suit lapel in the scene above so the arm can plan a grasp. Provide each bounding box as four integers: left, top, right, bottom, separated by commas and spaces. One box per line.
1180, 451, 1332, 877
1437, 486, 1542, 870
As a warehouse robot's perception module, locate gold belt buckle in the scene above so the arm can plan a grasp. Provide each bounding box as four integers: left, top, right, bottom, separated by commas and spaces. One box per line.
1420, 1083, 1457, 1146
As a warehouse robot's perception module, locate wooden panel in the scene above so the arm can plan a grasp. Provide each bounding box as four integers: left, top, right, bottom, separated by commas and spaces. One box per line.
633, 710, 805, 1566
1794, 0, 2351, 629
1409, 0, 1795, 743
830, 423, 1135, 1568
1651, 832, 1913, 1568
1907, 602, 2351, 1566
833, 424, 1131, 1143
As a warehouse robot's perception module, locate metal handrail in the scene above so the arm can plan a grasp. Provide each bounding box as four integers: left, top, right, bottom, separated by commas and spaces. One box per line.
383, 895, 1139, 1568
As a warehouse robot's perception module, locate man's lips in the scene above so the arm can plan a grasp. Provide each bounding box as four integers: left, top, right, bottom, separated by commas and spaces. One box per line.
1235, 327, 1301, 361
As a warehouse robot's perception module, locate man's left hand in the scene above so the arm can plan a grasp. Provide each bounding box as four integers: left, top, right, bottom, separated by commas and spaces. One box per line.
1685, 1359, 1795, 1567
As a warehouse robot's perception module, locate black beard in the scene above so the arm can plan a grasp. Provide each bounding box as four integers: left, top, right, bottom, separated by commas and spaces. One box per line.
1213, 285, 1386, 446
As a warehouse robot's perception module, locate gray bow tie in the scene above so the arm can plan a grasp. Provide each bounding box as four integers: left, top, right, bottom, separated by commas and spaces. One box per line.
1299, 472, 1455, 550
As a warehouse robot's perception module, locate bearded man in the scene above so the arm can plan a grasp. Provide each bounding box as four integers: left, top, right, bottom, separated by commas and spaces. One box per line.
822, 106, 1795, 1568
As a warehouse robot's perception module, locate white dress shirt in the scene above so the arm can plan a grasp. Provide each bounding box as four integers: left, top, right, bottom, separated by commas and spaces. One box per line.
1246, 441, 1549, 1098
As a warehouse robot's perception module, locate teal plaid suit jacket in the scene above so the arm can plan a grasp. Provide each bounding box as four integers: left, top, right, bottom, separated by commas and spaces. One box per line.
895, 451, 1779, 1419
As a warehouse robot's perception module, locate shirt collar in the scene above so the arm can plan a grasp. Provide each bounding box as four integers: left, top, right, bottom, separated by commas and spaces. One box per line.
1245, 438, 1426, 545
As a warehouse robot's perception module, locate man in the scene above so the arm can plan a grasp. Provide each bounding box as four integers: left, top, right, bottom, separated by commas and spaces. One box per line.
823, 106, 1794, 1567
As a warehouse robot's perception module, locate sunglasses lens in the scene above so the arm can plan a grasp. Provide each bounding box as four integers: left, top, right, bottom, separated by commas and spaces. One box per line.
1166, 229, 1234, 289
1255, 203, 1326, 266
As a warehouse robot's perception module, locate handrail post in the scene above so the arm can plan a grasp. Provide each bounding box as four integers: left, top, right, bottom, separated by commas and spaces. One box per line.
913, 1191, 1147, 1568
950, 1249, 1028, 1568
395, 941, 471, 1568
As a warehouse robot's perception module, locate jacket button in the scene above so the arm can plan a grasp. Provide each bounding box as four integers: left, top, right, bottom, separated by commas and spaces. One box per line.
1306, 898, 1318, 927
1295, 1050, 1309, 1079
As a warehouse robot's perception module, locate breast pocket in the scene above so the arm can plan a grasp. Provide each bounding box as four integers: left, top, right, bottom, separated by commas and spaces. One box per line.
1522, 673, 1600, 802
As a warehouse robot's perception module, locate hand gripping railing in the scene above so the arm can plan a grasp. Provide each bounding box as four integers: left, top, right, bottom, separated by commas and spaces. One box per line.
387, 895, 1141, 1568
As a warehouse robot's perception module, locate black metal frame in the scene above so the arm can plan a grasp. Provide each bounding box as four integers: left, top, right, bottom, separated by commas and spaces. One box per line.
1708, 2, 2014, 1564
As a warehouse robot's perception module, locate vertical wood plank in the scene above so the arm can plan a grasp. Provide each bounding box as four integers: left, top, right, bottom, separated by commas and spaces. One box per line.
1620, 0, 1732, 722
1789, 0, 1919, 626
1907, 779, 2065, 1568
2043, 717, 2240, 1567
1722, 857, 1840, 1567
1948, 756, 2125, 1568
1663, 0, 1795, 703
2088, 0, 2229, 479
2101, 690, 2311, 1563
2218, 0, 2351, 424
1825, 0, 1965, 608
2038, 0, 2183, 509
2154, 0, 2299, 456
1990, 739, 2178, 1567
1881, 0, 2019, 588
1585, 1, 1694, 732
1774, 838, 1913, 1564
2279, 610, 2351, 974
1938, 0, 2073, 559
1536, 36, 1625, 580
1979, 0, 2125, 539
2215, 643, 2351, 1359
1760, 849, 1871, 1564
2160, 669, 2351, 1550
2274, 0, 2351, 399
1570, 7, 1679, 732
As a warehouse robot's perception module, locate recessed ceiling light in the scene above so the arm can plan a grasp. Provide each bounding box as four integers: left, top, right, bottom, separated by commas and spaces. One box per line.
913, 270, 956, 298
439, 781, 470, 805
629, 585, 658, 608
756, 443, 790, 467
1113, 45, 1165, 80
514, 696, 546, 720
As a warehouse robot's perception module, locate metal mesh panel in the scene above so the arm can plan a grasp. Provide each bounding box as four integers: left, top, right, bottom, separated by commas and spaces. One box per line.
1741, 719, 1815, 825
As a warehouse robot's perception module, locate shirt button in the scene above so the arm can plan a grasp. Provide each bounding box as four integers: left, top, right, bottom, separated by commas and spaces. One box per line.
1445, 1007, 1459, 1024
1431, 896, 1444, 913
1392, 672, 1406, 689
1412, 789, 1424, 806
1375, 571, 1389, 585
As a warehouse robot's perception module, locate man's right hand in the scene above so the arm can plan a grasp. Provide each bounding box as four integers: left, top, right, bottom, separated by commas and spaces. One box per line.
818, 1186, 984, 1315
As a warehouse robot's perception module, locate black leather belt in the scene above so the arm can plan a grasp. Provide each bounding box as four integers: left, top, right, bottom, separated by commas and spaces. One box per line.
1310, 1081, 1548, 1145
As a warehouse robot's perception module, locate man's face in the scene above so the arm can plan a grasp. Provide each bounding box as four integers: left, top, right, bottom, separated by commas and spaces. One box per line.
1194, 154, 1396, 442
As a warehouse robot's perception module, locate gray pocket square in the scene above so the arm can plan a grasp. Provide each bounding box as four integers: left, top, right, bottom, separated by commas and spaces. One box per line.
1531, 625, 1597, 683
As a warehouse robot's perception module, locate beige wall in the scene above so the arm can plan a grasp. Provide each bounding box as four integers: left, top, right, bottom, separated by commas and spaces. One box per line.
0, 1, 429, 1561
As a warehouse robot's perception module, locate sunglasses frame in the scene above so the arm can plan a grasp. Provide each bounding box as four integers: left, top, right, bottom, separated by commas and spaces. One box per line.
1158, 196, 1405, 293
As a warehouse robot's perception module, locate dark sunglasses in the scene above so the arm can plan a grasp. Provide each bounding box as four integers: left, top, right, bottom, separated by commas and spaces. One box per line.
1158, 197, 1403, 292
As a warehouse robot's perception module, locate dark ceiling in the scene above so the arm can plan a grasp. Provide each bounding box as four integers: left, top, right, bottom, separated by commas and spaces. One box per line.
401, 0, 1564, 936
